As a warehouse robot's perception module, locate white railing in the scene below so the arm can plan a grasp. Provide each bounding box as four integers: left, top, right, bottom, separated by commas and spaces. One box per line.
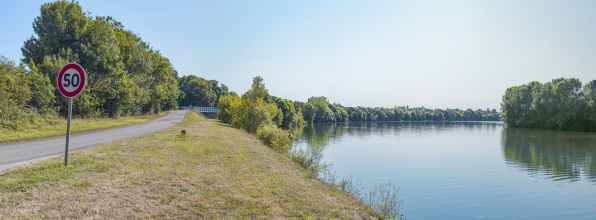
180, 106, 219, 112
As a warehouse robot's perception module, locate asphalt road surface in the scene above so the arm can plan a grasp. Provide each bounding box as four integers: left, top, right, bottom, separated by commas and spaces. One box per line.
0, 110, 186, 173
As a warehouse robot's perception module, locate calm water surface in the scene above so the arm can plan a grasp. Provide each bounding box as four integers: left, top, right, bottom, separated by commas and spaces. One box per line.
286, 121, 596, 219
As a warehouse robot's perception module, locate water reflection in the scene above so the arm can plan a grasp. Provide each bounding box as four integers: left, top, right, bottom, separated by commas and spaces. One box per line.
502, 127, 596, 182
289, 122, 596, 183
285, 121, 596, 219
287, 121, 503, 146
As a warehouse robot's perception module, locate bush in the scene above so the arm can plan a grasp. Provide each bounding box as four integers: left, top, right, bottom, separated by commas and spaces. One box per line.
323, 170, 406, 219
1, 56, 60, 130
245, 106, 271, 134
365, 181, 405, 220
217, 93, 241, 124
0, 106, 60, 131
323, 171, 364, 199
286, 142, 330, 177
256, 123, 293, 152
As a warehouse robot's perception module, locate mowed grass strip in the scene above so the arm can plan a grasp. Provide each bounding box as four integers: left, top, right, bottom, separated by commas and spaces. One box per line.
0, 111, 376, 219
0, 112, 166, 144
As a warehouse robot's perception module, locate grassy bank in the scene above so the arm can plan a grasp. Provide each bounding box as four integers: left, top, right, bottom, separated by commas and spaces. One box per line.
0, 111, 377, 219
0, 112, 167, 144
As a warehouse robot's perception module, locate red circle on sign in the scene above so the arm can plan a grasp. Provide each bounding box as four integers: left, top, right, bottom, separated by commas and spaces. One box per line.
57, 63, 86, 98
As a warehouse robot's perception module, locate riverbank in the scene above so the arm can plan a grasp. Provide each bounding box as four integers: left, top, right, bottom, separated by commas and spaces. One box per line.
0, 112, 166, 144
0, 111, 377, 219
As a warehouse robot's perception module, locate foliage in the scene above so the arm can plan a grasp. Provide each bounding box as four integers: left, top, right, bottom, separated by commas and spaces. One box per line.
209, 79, 229, 107
217, 76, 293, 151
324, 171, 356, 195
245, 105, 272, 134
336, 104, 349, 122
286, 142, 331, 178
177, 77, 229, 108
215, 76, 411, 218
323, 170, 405, 220
501, 78, 596, 131
335, 175, 364, 200
256, 123, 293, 152
344, 105, 499, 122
365, 181, 405, 220
308, 96, 335, 123
0, 56, 58, 130
217, 93, 241, 124
21, 0, 180, 118
276, 99, 299, 126
303, 103, 316, 124
177, 75, 216, 107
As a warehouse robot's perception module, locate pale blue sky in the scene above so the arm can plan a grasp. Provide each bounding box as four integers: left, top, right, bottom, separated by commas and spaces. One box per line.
2, 1, 596, 110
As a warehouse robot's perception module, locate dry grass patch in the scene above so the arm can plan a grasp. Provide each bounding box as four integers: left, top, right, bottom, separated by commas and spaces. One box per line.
0, 111, 377, 219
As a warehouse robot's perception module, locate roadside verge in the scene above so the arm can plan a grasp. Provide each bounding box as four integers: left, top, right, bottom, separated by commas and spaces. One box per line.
0, 111, 375, 219
0, 112, 167, 145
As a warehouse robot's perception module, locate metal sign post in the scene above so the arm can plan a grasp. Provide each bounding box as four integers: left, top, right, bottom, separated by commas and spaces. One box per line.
57, 63, 87, 166
65, 97, 72, 165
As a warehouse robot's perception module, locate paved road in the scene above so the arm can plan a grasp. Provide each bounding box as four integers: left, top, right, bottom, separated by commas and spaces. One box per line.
0, 110, 186, 173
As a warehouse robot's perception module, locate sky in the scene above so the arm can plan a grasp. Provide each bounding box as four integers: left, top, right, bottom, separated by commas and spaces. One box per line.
2, 0, 596, 110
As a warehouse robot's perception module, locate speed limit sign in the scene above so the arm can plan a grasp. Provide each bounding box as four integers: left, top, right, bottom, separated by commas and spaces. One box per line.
58, 63, 86, 97
57, 62, 87, 166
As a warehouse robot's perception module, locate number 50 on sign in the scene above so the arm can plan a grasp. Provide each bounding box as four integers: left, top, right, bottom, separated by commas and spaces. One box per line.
58, 63, 86, 98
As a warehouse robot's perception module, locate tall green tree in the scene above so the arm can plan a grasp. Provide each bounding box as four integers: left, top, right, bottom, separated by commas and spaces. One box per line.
336, 104, 349, 122
276, 99, 298, 126
303, 103, 316, 123
178, 75, 216, 107
209, 80, 229, 107
308, 96, 334, 123
22, 1, 180, 117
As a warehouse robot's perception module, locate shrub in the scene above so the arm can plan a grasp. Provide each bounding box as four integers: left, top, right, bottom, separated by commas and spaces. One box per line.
256, 123, 293, 152
0, 105, 60, 131
324, 170, 406, 220
365, 181, 405, 220
323, 171, 365, 199
337, 175, 364, 200
286, 142, 331, 177
217, 93, 241, 124
245, 106, 271, 134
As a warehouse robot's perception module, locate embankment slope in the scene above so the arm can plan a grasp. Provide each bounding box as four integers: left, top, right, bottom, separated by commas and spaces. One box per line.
0, 111, 375, 219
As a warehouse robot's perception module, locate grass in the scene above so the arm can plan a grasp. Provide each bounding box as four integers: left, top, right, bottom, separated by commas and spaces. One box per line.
287, 142, 331, 178
365, 181, 405, 220
0, 111, 167, 144
322, 172, 406, 220
0, 111, 378, 219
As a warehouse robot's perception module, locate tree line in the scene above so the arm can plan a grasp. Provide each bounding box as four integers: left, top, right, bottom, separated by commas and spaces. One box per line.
263, 95, 501, 126
342, 106, 500, 122
218, 76, 501, 136
501, 78, 596, 131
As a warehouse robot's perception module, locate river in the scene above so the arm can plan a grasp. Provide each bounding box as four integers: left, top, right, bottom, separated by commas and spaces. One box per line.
285, 121, 596, 219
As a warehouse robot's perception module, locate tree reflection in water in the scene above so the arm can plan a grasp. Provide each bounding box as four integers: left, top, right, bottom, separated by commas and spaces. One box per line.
502, 127, 596, 182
